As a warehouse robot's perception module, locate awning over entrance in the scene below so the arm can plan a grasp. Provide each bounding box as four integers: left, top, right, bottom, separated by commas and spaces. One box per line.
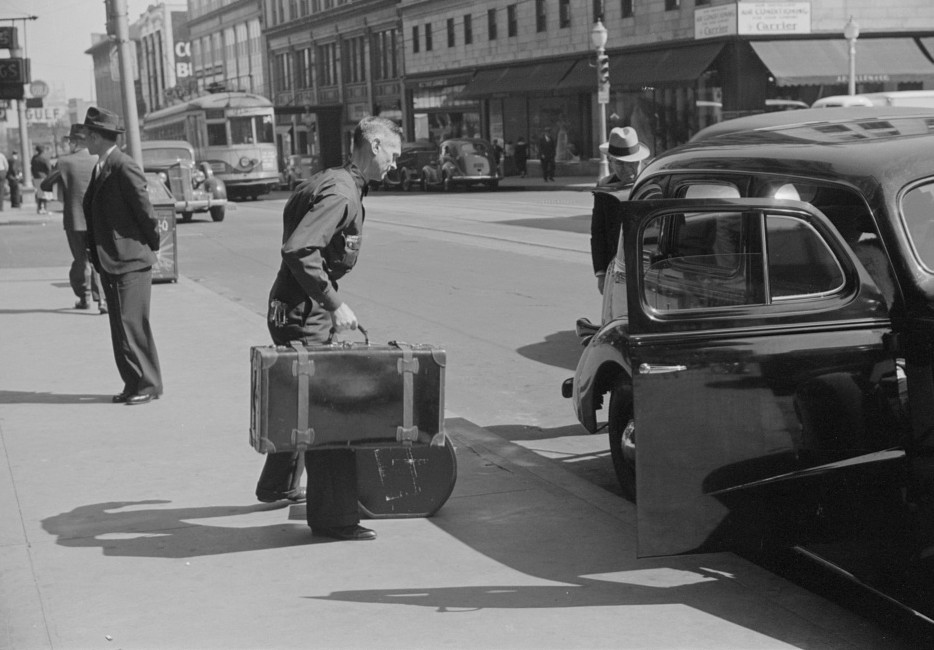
459, 60, 576, 97
609, 42, 724, 88
751, 38, 934, 86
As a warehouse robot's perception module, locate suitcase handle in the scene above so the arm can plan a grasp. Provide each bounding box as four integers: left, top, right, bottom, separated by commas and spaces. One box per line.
326, 324, 369, 346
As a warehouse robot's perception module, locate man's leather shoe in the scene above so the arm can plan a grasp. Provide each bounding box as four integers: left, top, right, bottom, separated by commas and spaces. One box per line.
312, 525, 376, 541
112, 392, 130, 403
99, 304, 108, 314
257, 487, 306, 503
75, 298, 91, 310
125, 393, 158, 406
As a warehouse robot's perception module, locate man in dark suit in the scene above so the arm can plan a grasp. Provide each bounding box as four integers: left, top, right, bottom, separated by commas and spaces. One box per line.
41, 124, 106, 313
538, 130, 556, 182
82, 107, 163, 406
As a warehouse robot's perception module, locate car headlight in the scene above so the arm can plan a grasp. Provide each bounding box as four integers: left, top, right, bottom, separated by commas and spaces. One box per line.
239, 156, 251, 168
193, 170, 206, 184
158, 171, 168, 184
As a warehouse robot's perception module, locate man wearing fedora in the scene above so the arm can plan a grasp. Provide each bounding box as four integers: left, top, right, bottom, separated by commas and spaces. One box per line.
82, 107, 163, 406
591, 126, 651, 294
41, 124, 106, 314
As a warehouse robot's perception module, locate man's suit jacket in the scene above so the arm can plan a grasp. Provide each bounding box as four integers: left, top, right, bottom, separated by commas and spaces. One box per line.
83, 148, 159, 275
40, 149, 95, 231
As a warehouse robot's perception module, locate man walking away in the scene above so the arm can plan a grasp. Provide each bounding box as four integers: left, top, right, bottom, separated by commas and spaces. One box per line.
42, 125, 106, 313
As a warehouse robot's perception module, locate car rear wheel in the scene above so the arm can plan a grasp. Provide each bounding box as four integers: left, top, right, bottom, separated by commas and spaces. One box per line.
443, 174, 452, 192
608, 385, 636, 501
210, 206, 226, 222
180, 211, 193, 223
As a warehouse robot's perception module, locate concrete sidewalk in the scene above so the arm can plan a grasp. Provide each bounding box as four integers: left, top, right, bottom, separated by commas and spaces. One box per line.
0, 264, 906, 649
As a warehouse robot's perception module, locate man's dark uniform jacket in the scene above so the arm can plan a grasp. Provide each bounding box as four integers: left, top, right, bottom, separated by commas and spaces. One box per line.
591, 174, 633, 276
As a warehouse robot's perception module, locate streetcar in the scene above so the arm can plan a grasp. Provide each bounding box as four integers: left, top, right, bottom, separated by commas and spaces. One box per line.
142, 91, 279, 200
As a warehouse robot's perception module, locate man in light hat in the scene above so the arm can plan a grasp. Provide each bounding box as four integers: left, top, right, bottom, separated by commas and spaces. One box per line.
41, 124, 106, 313
591, 126, 650, 294
82, 106, 163, 406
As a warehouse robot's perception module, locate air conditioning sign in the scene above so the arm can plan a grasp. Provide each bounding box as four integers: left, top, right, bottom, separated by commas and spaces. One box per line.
737, 2, 811, 35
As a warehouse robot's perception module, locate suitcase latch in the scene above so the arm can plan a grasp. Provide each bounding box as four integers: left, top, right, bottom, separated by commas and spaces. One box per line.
292, 427, 315, 450
396, 425, 419, 444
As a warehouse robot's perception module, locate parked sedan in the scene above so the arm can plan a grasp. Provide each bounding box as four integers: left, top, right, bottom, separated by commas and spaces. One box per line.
140, 140, 227, 222
382, 140, 438, 191
562, 106, 934, 622
421, 138, 499, 191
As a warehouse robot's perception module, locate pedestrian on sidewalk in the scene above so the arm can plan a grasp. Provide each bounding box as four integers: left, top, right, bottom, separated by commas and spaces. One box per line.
7, 150, 23, 208
258, 115, 402, 542
31, 145, 53, 214
538, 130, 556, 182
0, 149, 7, 211
41, 124, 106, 313
82, 106, 163, 406
591, 126, 650, 295
514, 136, 528, 178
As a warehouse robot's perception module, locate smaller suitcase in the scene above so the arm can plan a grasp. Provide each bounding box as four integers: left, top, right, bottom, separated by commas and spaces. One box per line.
354, 436, 457, 518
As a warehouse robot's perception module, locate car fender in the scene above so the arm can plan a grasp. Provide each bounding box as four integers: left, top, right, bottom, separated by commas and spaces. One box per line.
572, 320, 633, 433
204, 176, 227, 200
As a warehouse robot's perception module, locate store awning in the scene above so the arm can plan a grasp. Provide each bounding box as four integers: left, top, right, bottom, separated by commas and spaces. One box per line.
609, 42, 725, 88
459, 60, 576, 97
751, 38, 934, 87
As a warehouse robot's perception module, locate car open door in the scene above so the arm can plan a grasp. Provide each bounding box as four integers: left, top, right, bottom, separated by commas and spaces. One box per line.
619, 198, 908, 557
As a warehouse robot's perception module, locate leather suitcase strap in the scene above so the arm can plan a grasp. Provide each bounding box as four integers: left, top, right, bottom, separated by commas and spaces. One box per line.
289, 341, 316, 449
396, 347, 420, 444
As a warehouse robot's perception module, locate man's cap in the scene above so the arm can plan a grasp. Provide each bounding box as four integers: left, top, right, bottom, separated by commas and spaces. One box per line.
599, 126, 650, 162
83, 106, 125, 135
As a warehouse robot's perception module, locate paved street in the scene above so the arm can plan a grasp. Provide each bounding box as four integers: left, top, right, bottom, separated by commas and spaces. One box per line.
0, 187, 918, 648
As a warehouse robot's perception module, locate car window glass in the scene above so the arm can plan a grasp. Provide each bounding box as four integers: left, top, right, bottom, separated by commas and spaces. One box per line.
901, 182, 934, 271
766, 215, 845, 299
642, 211, 761, 311
682, 184, 741, 199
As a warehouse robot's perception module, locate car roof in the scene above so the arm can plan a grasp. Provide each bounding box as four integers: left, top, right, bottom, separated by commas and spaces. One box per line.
639, 107, 934, 189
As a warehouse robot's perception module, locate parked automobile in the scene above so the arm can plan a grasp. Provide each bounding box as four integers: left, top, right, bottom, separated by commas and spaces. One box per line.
811, 94, 874, 108
140, 140, 227, 222
562, 106, 934, 622
420, 138, 499, 191
382, 139, 438, 191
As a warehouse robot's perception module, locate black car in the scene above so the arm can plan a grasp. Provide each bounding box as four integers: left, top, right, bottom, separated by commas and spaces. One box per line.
563, 107, 934, 623
140, 140, 228, 222
381, 140, 438, 191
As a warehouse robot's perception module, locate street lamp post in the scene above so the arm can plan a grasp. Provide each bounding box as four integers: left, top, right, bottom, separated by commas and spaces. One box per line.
591, 18, 609, 181
844, 16, 859, 96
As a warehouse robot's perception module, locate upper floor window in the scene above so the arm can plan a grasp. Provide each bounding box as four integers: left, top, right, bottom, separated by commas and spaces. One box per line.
425, 23, 433, 51
372, 28, 398, 80
342, 35, 366, 84
536, 0, 547, 32
316, 42, 337, 86
665, 0, 681, 10
488, 9, 497, 40
507, 4, 517, 37
560, 0, 571, 28
412, 25, 420, 54
447, 18, 455, 48
621, 0, 633, 18
464, 14, 473, 44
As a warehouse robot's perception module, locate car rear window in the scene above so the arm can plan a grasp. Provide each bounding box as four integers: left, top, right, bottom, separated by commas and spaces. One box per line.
901, 182, 934, 271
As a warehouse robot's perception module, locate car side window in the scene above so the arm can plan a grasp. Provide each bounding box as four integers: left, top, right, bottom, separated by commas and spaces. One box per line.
641, 210, 846, 313
766, 215, 845, 299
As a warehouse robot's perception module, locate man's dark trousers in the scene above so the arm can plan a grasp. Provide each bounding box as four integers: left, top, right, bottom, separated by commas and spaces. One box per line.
257, 302, 359, 529
66, 230, 103, 303
100, 267, 162, 396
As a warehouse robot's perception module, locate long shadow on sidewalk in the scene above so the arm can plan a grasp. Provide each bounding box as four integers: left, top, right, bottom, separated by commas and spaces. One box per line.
41, 500, 321, 558
0, 390, 113, 404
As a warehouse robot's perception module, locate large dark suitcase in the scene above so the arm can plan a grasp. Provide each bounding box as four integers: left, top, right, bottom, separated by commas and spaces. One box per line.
250, 338, 446, 453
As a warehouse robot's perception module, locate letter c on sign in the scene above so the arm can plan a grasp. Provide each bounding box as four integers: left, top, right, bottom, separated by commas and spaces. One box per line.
175, 41, 191, 58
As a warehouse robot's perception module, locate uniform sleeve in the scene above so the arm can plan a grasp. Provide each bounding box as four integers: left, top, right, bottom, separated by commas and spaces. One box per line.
281, 189, 352, 311
118, 159, 159, 251
591, 192, 611, 275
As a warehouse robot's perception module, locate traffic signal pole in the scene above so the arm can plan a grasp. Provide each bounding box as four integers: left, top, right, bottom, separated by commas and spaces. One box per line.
107, 0, 143, 167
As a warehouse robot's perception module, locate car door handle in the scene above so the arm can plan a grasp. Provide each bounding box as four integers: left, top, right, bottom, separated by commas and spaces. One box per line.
639, 363, 687, 375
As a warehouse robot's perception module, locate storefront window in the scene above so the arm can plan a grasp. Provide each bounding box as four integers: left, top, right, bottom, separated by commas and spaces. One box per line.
412, 83, 480, 142
529, 95, 586, 161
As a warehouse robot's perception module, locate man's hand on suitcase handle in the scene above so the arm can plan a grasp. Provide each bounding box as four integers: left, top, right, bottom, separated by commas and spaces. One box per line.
329, 302, 358, 333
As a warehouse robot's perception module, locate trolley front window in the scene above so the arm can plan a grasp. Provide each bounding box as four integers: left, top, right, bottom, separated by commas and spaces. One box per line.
207, 123, 227, 146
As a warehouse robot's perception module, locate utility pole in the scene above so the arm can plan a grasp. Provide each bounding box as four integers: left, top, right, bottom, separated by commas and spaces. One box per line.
107, 0, 142, 167
0, 19, 36, 188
